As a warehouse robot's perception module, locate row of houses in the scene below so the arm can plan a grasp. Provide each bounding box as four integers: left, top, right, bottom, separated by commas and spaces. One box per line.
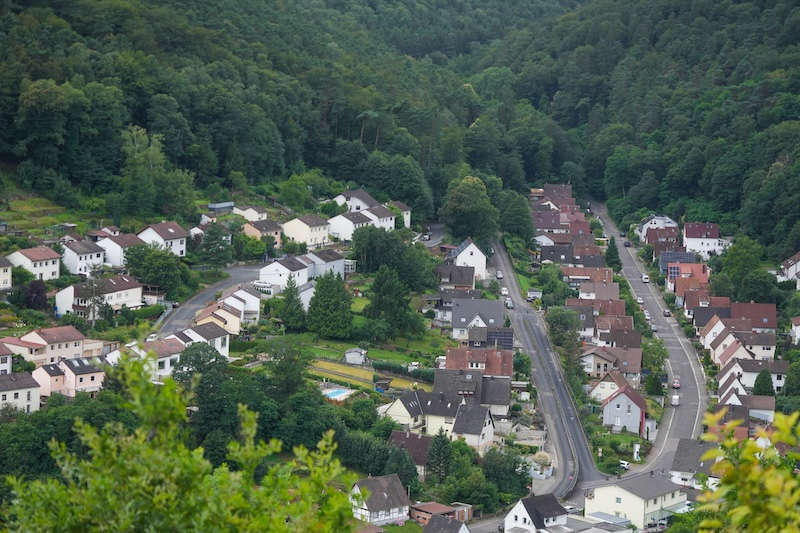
257, 248, 346, 298
635, 216, 731, 260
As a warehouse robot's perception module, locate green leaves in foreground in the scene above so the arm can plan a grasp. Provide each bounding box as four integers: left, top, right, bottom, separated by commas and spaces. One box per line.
4, 357, 355, 532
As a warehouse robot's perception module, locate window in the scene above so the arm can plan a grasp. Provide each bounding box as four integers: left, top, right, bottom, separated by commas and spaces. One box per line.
615, 497, 622, 504
90, 376, 95, 381
26, 391, 30, 401
514, 515, 518, 522
13, 392, 19, 399
616, 403, 621, 409
777, 374, 783, 381
627, 404, 631, 414
158, 360, 165, 370
79, 377, 84, 383
1, 394, 5, 401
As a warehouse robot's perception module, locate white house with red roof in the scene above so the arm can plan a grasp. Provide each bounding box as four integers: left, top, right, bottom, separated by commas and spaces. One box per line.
601, 385, 647, 437
333, 189, 380, 212
731, 302, 777, 333
55, 275, 143, 319
137, 221, 188, 257
7, 246, 61, 280
683, 222, 730, 259
7, 326, 86, 367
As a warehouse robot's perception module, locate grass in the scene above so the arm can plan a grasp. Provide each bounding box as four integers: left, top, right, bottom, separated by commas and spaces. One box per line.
351, 297, 369, 313
311, 359, 432, 391
646, 397, 664, 421
309, 369, 371, 388
313, 360, 374, 380
516, 272, 533, 295
385, 522, 423, 533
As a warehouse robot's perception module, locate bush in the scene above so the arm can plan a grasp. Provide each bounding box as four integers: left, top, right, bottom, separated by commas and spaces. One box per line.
133, 305, 165, 320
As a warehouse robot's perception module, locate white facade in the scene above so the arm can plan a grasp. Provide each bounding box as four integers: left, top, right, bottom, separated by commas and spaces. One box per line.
719, 360, 786, 394
62, 243, 104, 276
55, 280, 143, 319
328, 213, 370, 241
0, 373, 40, 413
349, 486, 408, 526
589, 377, 623, 403
791, 319, 800, 345
451, 314, 489, 341
362, 207, 396, 231
584, 483, 686, 529
0, 259, 11, 291
334, 191, 378, 212
306, 251, 345, 279
7, 249, 60, 281
232, 206, 267, 222
223, 290, 261, 324
258, 261, 309, 294
298, 281, 315, 312
503, 499, 567, 533
137, 227, 186, 257
96, 236, 137, 267
454, 242, 487, 280
281, 218, 329, 249
453, 410, 495, 456
684, 236, 730, 260
635, 215, 678, 241
172, 327, 230, 359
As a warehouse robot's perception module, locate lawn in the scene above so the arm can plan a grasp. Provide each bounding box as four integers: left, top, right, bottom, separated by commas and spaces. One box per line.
516, 272, 533, 295
384, 522, 423, 533
309, 369, 372, 388
314, 360, 374, 380
351, 297, 369, 313
311, 359, 432, 391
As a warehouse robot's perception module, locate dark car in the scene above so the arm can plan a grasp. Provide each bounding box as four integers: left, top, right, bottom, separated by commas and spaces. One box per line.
624, 240, 631, 247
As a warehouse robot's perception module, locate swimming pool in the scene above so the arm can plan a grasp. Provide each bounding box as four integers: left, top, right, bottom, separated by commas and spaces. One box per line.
323, 388, 349, 399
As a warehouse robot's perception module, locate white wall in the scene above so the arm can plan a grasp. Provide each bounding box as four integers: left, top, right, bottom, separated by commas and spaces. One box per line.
455, 243, 487, 280
0, 382, 40, 413
97, 238, 124, 267
0, 262, 12, 290
62, 247, 104, 276
259, 262, 309, 293
138, 228, 186, 257
7, 251, 60, 281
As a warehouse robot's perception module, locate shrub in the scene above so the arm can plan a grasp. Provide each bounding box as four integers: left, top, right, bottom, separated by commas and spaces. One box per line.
133, 305, 165, 320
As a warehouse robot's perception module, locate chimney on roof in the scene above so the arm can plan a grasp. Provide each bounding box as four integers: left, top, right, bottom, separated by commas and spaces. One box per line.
439, 392, 444, 401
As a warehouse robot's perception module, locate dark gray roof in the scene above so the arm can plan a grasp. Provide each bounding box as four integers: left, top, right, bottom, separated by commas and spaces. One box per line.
75, 275, 141, 298
339, 189, 379, 207
40, 364, 64, 377
0, 256, 11, 267
693, 307, 731, 328
735, 331, 776, 347
341, 211, 372, 224
520, 494, 566, 529
481, 376, 511, 406
658, 251, 698, 273
276, 256, 308, 272
366, 205, 395, 219
451, 299, 503, 329
311, 248, 344, 263
670, 439, 717, 476
396, 390, 424, 418
61, 358, 102, 375
423, 515, 464, 533
141, 221, 188, 240
354, 474, 410, 513
434, 370, 511, 407
190, 322, 228, 340
0, 372, 40, 391
435, 264, 475, 286
416, 391, 462, 417
436, 289, 482, 305
453, 403, 490, 435
296, 214, 328, 227
389, 200, 410, 211
565, 305, 594, 329
616, 474, 683, 500
449, 239, 477, 259
65, 240, 104, 255
725, 357, 789, 375
249, 219, 282, 233
540, 243, 573, 263
485, 327, 514, 349
468, 328, 488, 343
388, 430, 433, 467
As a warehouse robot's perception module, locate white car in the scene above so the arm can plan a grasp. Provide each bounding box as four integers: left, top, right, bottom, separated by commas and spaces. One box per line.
636, 296, 644, 305
644, 310, 651, 320
496, 270, 504, 280
641, 274, 650, 283
500, 287, 509, 296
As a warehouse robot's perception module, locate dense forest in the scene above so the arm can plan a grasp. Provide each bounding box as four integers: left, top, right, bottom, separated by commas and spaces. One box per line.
1, 0, 799, 259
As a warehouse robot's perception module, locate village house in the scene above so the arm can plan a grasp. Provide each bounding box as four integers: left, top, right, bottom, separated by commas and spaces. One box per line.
584, 474, 686, 530
0, 372, 40, 413
425, 289, 481, 324
32, 364, 65, 397
579, 281, 619, 300
644, 226, 680, 247
61, 240, 104, 277
137, 221, 188, 257
188, 223, 232, 246
657, 250, 698, 274
635, 214, 678, 242
565, 298, 627, 317
592, 316, 635, 343
258, 256, 309, 294
683, 222, 729, 259
419, 512, 470, 533
589, 369, 629, 403
241, 219, 283, 247
503, 494, 567, 533
130, 338, 185, 381
709, 329, 749, 366
362, 205, 396, 231
735, 331, 775, 360
599, 328, 642, 349
450, 299, 503, 341
59, 358, 105, 398
564, 304, 594, 340
666, 262, 709, 293
55, 274, 143, 319
168, 323, 230, 359
448, 239, 487, 280
792, 317, 800, 344
96, 233, 146, 267
281, 214, 329, 249
387, 201, 411, 228
435, 264, 475, 290
444, 347, 513, 377
7, 246, 61, 281
669, 439, 720, 491
350, 474, 410, 526
699, 315, 751, 350
718, 358, 789, 394
305, 249, 345, 278
220, 285, 262, 324
335, 189, 380, 212
232, 204, 268, 222
776, 250, 800, 283
434, 369, 511, 417
194, 301, 242, 336
601, 385, 647, 437
328, 211, 372, 241
581, 344, 642, 388
297, 281, 316, 311
0, 256, 11, 291
467, 326, 514, 350
692, 306, 732, 334
559, 266, 614, 289
731, 302, 777, 333
451, 402, 494, 455
532, 211, 567, 233
0, 343, 12, 375
8, 326, 86, 367
387, 430, 432, 479
718, 390, 775, 423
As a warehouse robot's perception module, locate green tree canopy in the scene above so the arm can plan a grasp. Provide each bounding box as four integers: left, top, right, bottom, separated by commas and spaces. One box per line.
307, 272, 352, 339
752, 369, 776, 396
364, 265, 424, 338
426, 429, 452, 484
439, 176, 499, 245
275, 277, 306, 333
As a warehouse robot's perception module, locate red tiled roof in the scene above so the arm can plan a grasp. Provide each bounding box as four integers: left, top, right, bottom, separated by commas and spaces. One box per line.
445, 347, 513, 377
26, 325, 85, 344
106, 233, 146, 248
684, 222, 720, 239
12, 246, 60, 261
560, 266, 614, 283
139, 221, 188, 240
674, 277, 709, 298
731, 302, 777, 329
646, 227, 679, 244
602, 384, 647, 412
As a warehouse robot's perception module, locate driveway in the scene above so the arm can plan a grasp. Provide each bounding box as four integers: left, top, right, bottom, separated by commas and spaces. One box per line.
588, 202, 708, 478
158, 263, 263, 335
423, 223, 445, 248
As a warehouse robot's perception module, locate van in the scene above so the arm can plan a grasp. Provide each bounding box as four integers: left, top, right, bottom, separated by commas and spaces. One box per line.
496, 270, 504, 280
619, 460, 630, 470
671, 394, 680, 406
641, 274, 650, 283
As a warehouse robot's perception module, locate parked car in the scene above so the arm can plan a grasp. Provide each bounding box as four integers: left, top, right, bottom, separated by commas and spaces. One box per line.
672, 378, 681, 389
496, 270, 504, 279
663, 309, 672, 317
619, 460, 631, 470
636, 296, 644, 305
671, 394, 680, 406
624, 240, 631, 247
501, 287, 509, 296
422, 232, 431, 241
641, 274, 650, 283
644, 310, 651, 320
146, 333, 158, 342
505, 298, 514, 309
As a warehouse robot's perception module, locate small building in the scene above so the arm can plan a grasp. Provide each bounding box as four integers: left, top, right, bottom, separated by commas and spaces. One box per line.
137, 221, 188, 257
503, 493, 567, 533
334, 189, 380, 212
387, 201, 411, 229
221, 285, 263, 324
444, 347, 513, 377
731, 302, 777, 333
32, 364, 66, 397
297, 281, 316, 312
328, 211, 372, 241
168, 323, 230, 359
350, 474, 410, 526
0, 372, 41, 413
232, 205, 268, 222
207, 201, 235, 213
55, 275, 143, 319
258, 256, 310, 294
584, 474, 686, 530
59, 358, 105, 398
62, 240, 105, 277
422, 515, 470, 533
447, 239, 487, 280
96, 233, 146, 267
344, 347, 367, 366
410, 502, 458, 526
387, 430, 432, 479
17, 326, 85, 367
0, 256, 11, 291
133, 338, 185, 381
362, 205, 396, 231
579, 281, 619, 301
635, 214, 678, 242
6, 246, 61, 281
451, 403, 494, 455
242, 219, 283, 246
195, 302, 242, 336
669, 438, 720, 491
589, 370, 629, 403
601, 385, 646, 438
305, 249, 345, 278
450, 299, 504, 341
683, 222, 729, 260
435, 264, 475, 290
281, 215, 329, 249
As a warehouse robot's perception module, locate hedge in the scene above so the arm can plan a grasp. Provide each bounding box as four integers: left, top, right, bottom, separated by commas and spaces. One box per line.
134, 305, 165, 320
372, 360, 434, 383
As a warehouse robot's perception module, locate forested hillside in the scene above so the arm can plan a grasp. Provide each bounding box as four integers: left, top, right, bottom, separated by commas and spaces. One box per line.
0, 0, 575, 227
477, 0, 800, 260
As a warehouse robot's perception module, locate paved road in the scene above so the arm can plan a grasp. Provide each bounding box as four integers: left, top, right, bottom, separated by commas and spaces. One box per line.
422, 223, 445, 248
491, 240, 605, 498
587, 202, 708, 480
158, 264, 263, 335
